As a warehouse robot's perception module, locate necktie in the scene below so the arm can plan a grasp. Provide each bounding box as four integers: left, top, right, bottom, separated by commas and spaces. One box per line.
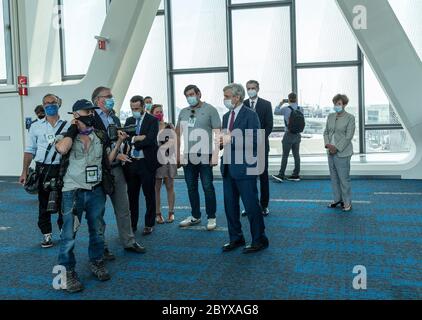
229, 111, 236, 132
251, 101, 255, 111
133, 119, 141, 157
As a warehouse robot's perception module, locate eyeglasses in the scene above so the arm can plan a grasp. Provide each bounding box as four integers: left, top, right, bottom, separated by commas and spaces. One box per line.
98, 95, 113, 99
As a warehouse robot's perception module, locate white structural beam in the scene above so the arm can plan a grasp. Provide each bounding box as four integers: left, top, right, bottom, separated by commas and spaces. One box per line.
336, 0, 422, 179
19, 0, 161, 113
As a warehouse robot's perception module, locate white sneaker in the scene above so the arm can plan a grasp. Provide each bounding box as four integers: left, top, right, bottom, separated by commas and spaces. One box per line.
207, 218, 217, 231
179, 216, 201, 227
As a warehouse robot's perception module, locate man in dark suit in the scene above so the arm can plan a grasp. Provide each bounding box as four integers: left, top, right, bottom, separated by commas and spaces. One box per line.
243, 80, 273, 217
220, 83, 269, 254
123, 96, 160, 236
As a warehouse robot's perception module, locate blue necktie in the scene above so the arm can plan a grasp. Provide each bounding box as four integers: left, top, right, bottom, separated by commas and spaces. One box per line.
133, 118, 141, 157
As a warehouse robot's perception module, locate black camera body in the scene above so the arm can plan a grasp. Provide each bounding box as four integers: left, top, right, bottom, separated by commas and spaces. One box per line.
108, 124, 137, 142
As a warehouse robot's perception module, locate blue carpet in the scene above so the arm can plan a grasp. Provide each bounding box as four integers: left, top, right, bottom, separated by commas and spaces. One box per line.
0, 178, 421, 300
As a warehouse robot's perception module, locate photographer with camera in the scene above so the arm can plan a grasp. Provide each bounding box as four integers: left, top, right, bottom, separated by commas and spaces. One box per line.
19, 94, 69, 249
92, 87, 146, 259
55, 99, 114, 293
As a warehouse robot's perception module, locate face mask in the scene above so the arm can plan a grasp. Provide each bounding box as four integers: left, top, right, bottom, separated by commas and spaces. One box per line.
77, 115, 95, 128
145, 104, 153, 112
154, 113, 164, 122
79, 127, 94, 136
187, 96, 198, 107
224, 99, 234, 110
247, 90, 257, 99
37, 114, 45, 120
133, 112, 142, 119
334, 105, 343, 113
105, 98, 115, 111
44, 105, 59, 117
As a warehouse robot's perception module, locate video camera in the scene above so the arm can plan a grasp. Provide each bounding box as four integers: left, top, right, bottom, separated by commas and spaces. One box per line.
108, 124, 137, 142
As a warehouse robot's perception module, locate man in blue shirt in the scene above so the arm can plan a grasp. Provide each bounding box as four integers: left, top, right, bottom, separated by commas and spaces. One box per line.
273, 93, 304, 182
19, 94, 70, 248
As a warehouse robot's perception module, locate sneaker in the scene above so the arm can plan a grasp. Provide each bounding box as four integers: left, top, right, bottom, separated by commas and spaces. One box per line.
207, 218, 217, 231
179, 216, 201, 227
41, 234, 53, 248
63, 270, 84, 293
103, 248, 116, 261
287, 175, 301, 182
90, 260, 111, 282
272, 174, 285, 183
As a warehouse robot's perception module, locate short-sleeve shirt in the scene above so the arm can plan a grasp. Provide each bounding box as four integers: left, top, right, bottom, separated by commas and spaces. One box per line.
177, 102, 221, 155
25, 118, 70, 165
60, 132, 105, 192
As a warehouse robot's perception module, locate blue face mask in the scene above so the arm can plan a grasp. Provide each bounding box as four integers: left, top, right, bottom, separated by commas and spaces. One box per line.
145, 104, 153, 112
44, 104, 59, 117
187, 96, 198, 107
334, 105, 343, 113
105, 98, 115, 111
133, 111, 142, 119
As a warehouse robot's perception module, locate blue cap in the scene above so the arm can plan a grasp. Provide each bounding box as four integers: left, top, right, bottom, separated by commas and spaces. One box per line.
69, 99, 97, 114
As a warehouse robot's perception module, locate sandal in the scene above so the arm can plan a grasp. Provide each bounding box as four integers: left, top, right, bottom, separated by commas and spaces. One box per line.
328, 201, 344, 209
167, 212, 175, 224
156, 213, 165, 224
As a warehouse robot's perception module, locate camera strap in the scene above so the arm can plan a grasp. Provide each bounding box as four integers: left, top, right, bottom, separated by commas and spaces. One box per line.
41, 121, 68, 184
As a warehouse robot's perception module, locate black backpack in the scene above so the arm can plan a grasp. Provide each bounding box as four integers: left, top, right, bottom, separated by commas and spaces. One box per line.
288, 106, 305, 134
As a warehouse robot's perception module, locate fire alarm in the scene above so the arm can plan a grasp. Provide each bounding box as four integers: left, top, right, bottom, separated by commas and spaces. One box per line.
95, 36, 110, 51
19, 86, 28, 96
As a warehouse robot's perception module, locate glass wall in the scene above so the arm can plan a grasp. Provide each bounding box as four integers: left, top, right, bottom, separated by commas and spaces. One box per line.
59, 0, 108, 79
61, 0, 412, 156
0, 0, 12, 85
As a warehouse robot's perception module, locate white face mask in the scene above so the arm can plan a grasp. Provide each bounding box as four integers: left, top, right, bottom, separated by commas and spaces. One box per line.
224, 99, 234, 110
247, 90, 257, 99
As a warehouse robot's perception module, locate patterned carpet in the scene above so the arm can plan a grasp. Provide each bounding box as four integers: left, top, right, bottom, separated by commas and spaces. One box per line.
0, 178, 421, 300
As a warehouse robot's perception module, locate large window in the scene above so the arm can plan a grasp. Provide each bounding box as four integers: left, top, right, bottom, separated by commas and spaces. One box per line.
0, 0, 12, 85
122, 0, 412, 157
59, 0, 108, 79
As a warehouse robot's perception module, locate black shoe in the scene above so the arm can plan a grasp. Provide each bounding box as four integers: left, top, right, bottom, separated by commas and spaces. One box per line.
242, 240, 269, 254
125, 242, 146, 254
64, 270, 84, 293
328, 201, 345, 209
90, 260, 111, 282
262, 208, 270, 216
41, 234, 53, 249
222, 238, 246, 252
287, 175, 301, 182
241, 210, 247, 217
272, 174, 285, 183
142, 227, 154, 236
103, 248, 116, 261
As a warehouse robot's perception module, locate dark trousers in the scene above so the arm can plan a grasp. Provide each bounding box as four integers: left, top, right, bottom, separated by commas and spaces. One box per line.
36, 163, 63, 235
223, 169, 268, 246
183, 159, 216, 220
259, 151, 270, 209
279, 132, 301, 177
124, 159, 156, 231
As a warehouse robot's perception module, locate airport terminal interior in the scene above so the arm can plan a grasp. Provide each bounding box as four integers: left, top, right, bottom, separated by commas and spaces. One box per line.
0, 0, 421, 300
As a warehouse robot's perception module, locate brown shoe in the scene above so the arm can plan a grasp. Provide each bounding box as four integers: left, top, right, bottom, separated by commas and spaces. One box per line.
142, 227, 154, 236
156, 213, 165, 224
167, 212, 175, 224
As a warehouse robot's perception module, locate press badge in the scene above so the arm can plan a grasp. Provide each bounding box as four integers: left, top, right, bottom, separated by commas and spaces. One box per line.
188, 117, 197, 128
86, 166, 100, 184
46, 134, 56, 144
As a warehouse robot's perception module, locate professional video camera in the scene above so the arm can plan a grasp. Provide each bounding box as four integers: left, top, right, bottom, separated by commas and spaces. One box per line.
108, 124, 137, 142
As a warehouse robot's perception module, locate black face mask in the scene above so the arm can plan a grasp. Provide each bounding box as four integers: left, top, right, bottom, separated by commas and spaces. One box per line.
37, 114, 45, 120
77, 115, 95, 128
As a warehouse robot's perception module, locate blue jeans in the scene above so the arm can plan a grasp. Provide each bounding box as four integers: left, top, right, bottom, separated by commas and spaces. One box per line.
183, 159, 216, 220
58, 185, 106, 270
